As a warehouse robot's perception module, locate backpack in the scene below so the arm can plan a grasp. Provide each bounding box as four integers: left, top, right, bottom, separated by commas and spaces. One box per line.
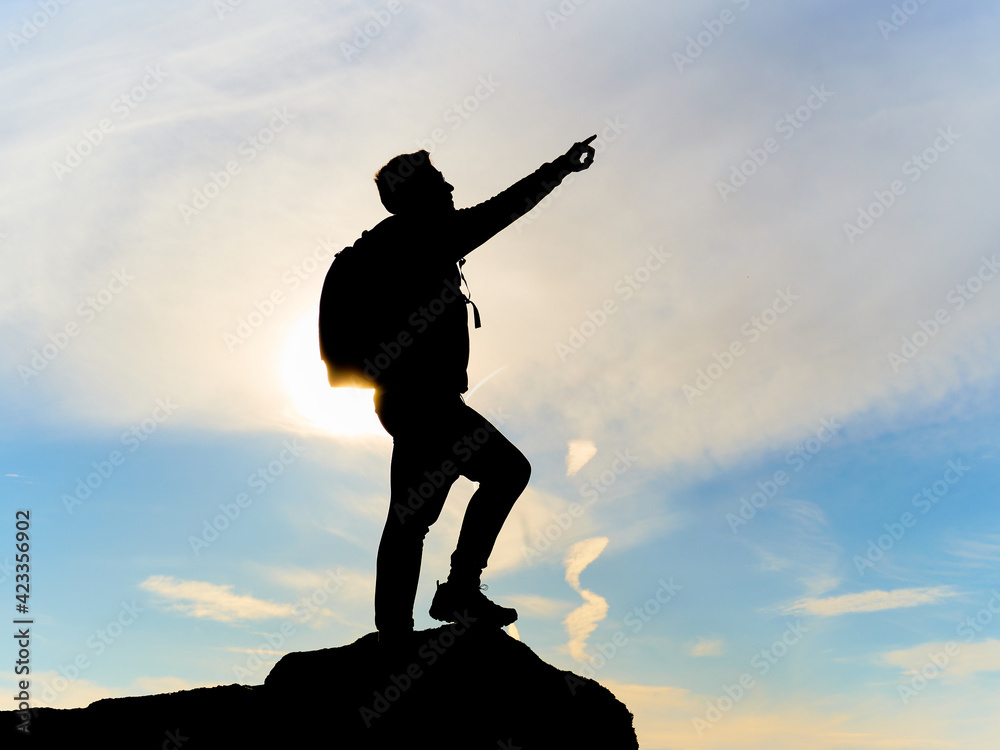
318, 232, 482, 390
318, 241, 379, 389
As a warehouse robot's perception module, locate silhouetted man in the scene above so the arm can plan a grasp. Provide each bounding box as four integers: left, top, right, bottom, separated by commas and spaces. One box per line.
320, 136, 596, 649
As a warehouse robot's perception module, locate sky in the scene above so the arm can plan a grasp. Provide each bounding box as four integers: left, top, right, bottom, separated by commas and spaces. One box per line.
3, 0, 1000, 747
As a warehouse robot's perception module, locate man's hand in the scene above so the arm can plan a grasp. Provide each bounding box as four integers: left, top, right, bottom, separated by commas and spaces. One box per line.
561, 134, 597, 172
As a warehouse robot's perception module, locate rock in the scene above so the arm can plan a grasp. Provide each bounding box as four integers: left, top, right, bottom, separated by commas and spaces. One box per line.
2, 625, 638, 749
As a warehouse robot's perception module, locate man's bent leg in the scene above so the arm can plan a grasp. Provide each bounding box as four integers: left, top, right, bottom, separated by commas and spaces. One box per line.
449, 409, 531, 585
428, 404, 530, 625
450, 477, 530, 581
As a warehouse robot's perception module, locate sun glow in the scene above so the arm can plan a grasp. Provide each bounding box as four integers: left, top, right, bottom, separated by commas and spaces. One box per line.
280, 313, 385, 437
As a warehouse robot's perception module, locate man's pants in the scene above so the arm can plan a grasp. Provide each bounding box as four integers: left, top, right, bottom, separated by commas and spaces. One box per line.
373, 390, 530, 632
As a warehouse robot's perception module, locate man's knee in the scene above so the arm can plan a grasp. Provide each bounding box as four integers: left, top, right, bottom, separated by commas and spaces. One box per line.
507, 452, 531, 494
468, 448, 530, 495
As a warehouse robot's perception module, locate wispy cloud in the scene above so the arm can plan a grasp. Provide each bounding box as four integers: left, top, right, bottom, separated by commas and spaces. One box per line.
690, 637, 725, 657
32, 672, 197, 710
602, 678, 970, 750
131, 676, 192, 695
140, 575, 298, 622
798, 575, 840, 597
505, 593, 574, 619
258, 564, 354, 595
564, 536, 609, 659
224, 646, 284, 656
780, 587, 956, 617
566, 439, 597, 476
945, 535, 1000, 566
883, 639, 1000, 680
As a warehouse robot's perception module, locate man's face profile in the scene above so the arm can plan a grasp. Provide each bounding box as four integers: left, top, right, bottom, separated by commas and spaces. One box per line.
408, 165, 454, 212
375, 150, 455, 215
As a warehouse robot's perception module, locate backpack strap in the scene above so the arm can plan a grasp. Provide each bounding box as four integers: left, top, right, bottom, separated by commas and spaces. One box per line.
458, 258, 482, 329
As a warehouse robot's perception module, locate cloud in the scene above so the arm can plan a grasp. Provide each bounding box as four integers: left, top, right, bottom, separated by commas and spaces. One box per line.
799, 575, 841, 598
690, 637, 725, 657
565, 536, 609, 591
601, 678, 970, 750
27, 671, 199, 710
461, 485, 603, 575
253, 564, 369, 628
780, 587, 956, 617
259, 564, 355, 597
505, 593, 575, 619
945, 534, 1000, 565
883, 639, 1000, 681
4, 0, 1000, 496
565, 439, 597, 476
131, 676, 192, 695
563, 536, 609, 660
225, 646, 284, 655
139, 575, 298, 622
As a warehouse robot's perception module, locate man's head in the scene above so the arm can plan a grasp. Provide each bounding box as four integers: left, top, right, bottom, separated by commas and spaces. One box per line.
374, 150, 454, 215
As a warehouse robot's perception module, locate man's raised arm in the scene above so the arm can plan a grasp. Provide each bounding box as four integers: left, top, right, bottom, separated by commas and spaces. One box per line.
446, 135, 597, 257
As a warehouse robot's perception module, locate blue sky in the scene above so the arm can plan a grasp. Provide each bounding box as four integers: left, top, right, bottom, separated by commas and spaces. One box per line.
4, 0, 1000, 747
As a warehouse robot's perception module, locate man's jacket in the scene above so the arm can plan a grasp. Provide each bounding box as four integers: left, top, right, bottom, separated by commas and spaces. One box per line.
319, 155, 574, 394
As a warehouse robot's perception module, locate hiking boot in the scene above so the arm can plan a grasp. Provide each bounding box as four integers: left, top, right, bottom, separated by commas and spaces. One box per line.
429, 580, 517, 627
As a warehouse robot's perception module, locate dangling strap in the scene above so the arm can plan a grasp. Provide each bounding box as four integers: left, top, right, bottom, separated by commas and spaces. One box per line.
458, 258, 482, 329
